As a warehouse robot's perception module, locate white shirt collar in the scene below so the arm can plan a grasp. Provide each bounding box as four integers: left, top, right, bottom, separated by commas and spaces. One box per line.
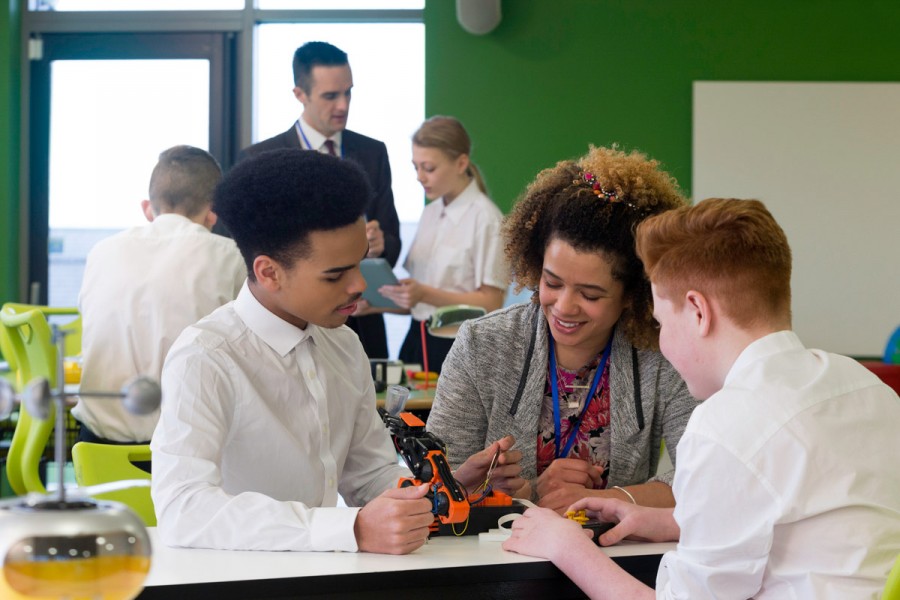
296, 117, 343, 155
724, 330, 803, 387
440, 179, 480, 224
150, 213, 205, 232
233, 281, 316, 357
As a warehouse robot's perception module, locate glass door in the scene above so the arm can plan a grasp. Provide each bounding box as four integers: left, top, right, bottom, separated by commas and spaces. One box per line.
29, 32, 237, 306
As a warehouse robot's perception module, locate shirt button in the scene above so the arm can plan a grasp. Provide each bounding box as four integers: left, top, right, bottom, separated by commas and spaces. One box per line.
307, 371, 316, 380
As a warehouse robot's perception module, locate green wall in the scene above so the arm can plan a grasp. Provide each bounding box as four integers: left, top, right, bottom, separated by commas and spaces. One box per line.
424, 0, 900, 212
3, 1, 900, 302
1, 0, 21, 304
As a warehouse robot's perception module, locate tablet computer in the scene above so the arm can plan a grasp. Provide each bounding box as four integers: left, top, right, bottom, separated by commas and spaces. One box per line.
360, 258, 400, 308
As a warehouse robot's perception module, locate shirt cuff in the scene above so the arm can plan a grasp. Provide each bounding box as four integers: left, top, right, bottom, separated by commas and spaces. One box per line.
309, 506, 361, 552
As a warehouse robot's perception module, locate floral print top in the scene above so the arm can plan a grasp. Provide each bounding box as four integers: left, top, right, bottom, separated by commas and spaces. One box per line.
536, 352, 612, 489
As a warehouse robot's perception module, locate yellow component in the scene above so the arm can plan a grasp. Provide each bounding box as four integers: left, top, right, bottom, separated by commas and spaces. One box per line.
409, 371, 439, 381
64, 360, 82, 384
2, 555, 151, 600
565, 509, 589, 525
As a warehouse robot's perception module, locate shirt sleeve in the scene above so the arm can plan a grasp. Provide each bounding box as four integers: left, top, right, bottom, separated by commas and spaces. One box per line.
338, 344, 411, 506
650, 360, 698, 486
656, 431, 775, 599
471, 208, 508, 291
151, 341, 361, 552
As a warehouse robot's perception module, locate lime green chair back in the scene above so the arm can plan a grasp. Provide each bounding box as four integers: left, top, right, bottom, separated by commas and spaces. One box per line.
2, 303, 81, 361
885, 552, 900, 600
72, 442, 155, 526
0, 321, 19, 387
0, 305, 59, 496
58, 314, 82, 358
0, 316, 18, 368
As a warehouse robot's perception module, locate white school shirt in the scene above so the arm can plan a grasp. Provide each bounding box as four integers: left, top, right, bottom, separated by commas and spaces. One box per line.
403, 180, 507, 321
76, 213, 246, 442
151, 283, 410, 552
657, 331, 900, 599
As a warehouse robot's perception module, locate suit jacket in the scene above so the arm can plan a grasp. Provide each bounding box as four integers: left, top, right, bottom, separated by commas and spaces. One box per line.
237, 124, 401, 359
238, 125, 401, 266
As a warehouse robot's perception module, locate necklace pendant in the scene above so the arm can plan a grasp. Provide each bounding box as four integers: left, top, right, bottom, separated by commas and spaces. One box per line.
567, 399, 580, 409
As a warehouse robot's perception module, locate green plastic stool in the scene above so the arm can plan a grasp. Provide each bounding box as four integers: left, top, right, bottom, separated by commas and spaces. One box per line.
885, 552, 900, 600
72, 442, 155, 526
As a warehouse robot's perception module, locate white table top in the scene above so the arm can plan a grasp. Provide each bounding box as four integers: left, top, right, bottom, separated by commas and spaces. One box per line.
143, 527, 674, 588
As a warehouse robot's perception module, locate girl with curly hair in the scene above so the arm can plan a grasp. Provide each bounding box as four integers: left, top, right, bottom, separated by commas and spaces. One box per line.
427, 146, 699, 511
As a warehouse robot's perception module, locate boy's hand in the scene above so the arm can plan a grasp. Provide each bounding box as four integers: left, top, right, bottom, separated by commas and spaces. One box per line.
453, 435, 524, 495
567, 497, 680, 546
502, 506, 594, 561
354, 483, 434, 554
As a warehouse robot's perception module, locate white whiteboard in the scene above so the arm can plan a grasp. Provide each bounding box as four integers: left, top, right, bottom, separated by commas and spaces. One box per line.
693, 81, 900, 357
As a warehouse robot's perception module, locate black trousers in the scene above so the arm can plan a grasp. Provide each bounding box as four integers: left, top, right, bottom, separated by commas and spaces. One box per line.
347, 314, 389, 359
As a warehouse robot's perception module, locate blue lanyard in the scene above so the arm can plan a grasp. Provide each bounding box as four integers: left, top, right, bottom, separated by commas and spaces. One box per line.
549, 331, 614, 460
295, 120, 343, 158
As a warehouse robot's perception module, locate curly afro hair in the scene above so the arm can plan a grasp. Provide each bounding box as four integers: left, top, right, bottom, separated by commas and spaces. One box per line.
214, 148, 371, 280
502, 146, 686, 349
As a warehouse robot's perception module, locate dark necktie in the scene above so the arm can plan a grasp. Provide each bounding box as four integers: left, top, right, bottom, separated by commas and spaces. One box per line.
323, 140, 337, 156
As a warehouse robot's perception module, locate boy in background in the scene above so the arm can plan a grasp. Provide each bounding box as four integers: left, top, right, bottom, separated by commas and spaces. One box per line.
77, 145, 245, 445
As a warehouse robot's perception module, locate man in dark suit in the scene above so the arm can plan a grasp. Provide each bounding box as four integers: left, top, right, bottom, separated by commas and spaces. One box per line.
240, 41, 400, 359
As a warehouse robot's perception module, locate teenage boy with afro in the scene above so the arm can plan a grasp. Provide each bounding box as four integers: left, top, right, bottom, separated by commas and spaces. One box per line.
502, 198, 900, 598
151, 149, 518, 553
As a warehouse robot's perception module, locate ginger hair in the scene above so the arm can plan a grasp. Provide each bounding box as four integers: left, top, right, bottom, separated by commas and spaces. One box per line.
636, 197, 792, 330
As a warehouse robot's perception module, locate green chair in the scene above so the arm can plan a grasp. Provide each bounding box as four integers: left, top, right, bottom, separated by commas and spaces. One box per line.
0, 326, 18, 496
59, 314, 82, 358
0, 304, 61, 496
0, 319, 19, 386
885, 552, 900, 600
72, 442, 156, 526
2, 303, 81, 360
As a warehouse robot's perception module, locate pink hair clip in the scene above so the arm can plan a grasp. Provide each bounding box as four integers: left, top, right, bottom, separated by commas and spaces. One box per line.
581, 171, 618, 202
576, 171, 642, 212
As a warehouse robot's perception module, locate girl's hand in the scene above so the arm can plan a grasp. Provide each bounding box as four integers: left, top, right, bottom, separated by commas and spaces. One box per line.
378, 279, 425, 310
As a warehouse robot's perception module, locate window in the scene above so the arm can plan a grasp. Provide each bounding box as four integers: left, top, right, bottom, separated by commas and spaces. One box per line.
258, 0, 423, 8
31, 0, 242, 10
25, 5, 423, 358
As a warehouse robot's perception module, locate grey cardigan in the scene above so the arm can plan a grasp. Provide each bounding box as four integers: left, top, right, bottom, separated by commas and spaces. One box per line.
427, 302, 698, 487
